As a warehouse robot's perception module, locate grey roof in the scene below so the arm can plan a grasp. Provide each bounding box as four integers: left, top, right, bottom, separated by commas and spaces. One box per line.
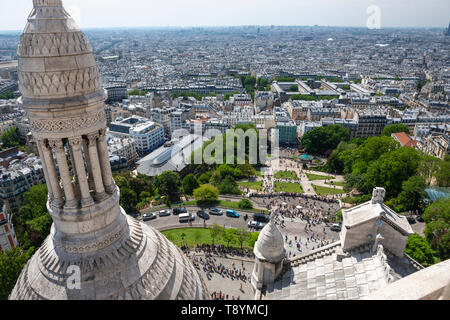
262, 242, 421, 300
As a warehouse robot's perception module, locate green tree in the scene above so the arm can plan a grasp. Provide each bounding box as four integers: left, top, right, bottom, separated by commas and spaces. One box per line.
154, 171, 182, 203
397, 175, 427, 211
0, 127, 26, 148
209, 224, 225, 245
0, 247, 34, 300
237, 163, 256, 178
248, 232, 260, 248
302, 124, 349, 155
218, 176, 241, 195
223, 228, 237, 247
234, 229, 250, 249
120, 187, 138, 213
423, 198, 450, 261
405, 234, 437, 267
382, 124, 410, 136
365, 147, 421, 198
193, 184, 219, 203
238, 198, 253, 210
13, 184, 50, 249
182, 174, 200, 196
435, 159, 450, 187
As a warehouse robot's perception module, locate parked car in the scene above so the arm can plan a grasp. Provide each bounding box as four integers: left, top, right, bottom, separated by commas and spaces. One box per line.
226, 209, 240, 218
179, 213, 195, 223
330, 223, 341, 232
253, 213, 270, 223
142, 213, 157, 222
209, 208, 223, 216
197, 210, 210, 220
173, 207, 187, 215
248, 220, 265, 230
416, 215, 424, 223
159, 210, 171, 217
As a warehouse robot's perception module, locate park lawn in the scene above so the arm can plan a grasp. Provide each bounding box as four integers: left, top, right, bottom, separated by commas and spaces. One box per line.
162, 228, 253, 249
306, 173, 335, 181
274, 171, 298, 180
326, 181, 346, 187
313, 185, 345, 195
274, 182, 304, 193
238, 180, 263, 191
255, 170, 263, 177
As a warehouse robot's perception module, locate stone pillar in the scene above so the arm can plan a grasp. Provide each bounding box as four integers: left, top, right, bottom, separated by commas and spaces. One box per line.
97, 128, 115, 193
82, 139, 95, 191
68, 143, 81, 200
39, 139, 64, 207
69, 137, 94, 207
36, 140, 53, 201
49, 139, 78, 208
87, 133, 107, 201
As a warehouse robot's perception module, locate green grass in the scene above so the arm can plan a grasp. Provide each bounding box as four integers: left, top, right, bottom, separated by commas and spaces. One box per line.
162, 228, 254, 249
306, 173, 334, 181
325, 181, 346, 187
255, 170, 263, 177
274, 182, 304, 193
313, 185, 345, 195
274, 171, 298, 180
238, 180, 263, 191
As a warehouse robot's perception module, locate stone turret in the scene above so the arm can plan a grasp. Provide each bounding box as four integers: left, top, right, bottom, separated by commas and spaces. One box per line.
10, 0, 208, 300
252, 212, 285, 294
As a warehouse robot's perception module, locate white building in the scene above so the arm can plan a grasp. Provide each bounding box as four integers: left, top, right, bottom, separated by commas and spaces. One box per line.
129, 121, 165, 155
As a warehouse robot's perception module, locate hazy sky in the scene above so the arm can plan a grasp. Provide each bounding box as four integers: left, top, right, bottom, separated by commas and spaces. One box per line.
0, 0, 449, 31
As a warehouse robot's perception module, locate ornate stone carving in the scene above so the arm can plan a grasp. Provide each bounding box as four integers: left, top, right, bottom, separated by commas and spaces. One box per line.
30, 110, 106, 133
18, 32, 91, 57
48, 138, 64, 150
87, 133, 99, 145
68, 137, 83, 148
18, 66, 100, 97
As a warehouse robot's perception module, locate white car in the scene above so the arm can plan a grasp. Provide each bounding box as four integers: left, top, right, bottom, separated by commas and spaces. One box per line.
248, 221, 265, 229
159, 210, 171, 217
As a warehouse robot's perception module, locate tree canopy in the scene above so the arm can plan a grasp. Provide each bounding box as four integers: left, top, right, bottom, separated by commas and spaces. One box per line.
382, 124, 410, 136
423, 198, 450, 261
0, 247, 34, 300
193, 184, 219, 203
154, 171, 182, 204
405, 234, 437, 267
181, 174, 199, 196
0, 127, 26, 149
301, 124, 349, 155
13, 184, 51, 249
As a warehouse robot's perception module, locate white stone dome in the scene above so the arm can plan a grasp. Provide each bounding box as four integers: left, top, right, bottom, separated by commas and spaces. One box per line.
254, 216, 285, 263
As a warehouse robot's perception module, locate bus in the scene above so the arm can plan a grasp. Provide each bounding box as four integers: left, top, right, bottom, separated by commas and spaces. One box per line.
179, 213, 195, 223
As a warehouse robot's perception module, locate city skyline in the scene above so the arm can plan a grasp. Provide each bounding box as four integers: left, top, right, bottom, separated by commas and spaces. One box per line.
0, 0, 449, 31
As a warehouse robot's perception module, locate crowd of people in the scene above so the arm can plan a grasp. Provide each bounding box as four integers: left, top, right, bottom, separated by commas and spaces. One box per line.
182, 243, 253, 259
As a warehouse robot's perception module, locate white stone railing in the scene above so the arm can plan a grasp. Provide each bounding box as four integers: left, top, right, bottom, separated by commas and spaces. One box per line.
364, 259, 450, 300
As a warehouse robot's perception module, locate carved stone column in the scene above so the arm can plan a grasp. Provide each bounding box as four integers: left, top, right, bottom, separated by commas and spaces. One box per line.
68, 143, 81, 200
82, 139, 95, 191
98, 128, 115, 193
36, 139, 54, 201
39, 139, 64, 207
86, 133, 107, 201
69, 137, 94, 207
49, 139, 78, 208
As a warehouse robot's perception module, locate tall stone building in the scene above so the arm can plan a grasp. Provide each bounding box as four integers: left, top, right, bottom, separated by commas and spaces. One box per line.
10, 0, 208, 300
